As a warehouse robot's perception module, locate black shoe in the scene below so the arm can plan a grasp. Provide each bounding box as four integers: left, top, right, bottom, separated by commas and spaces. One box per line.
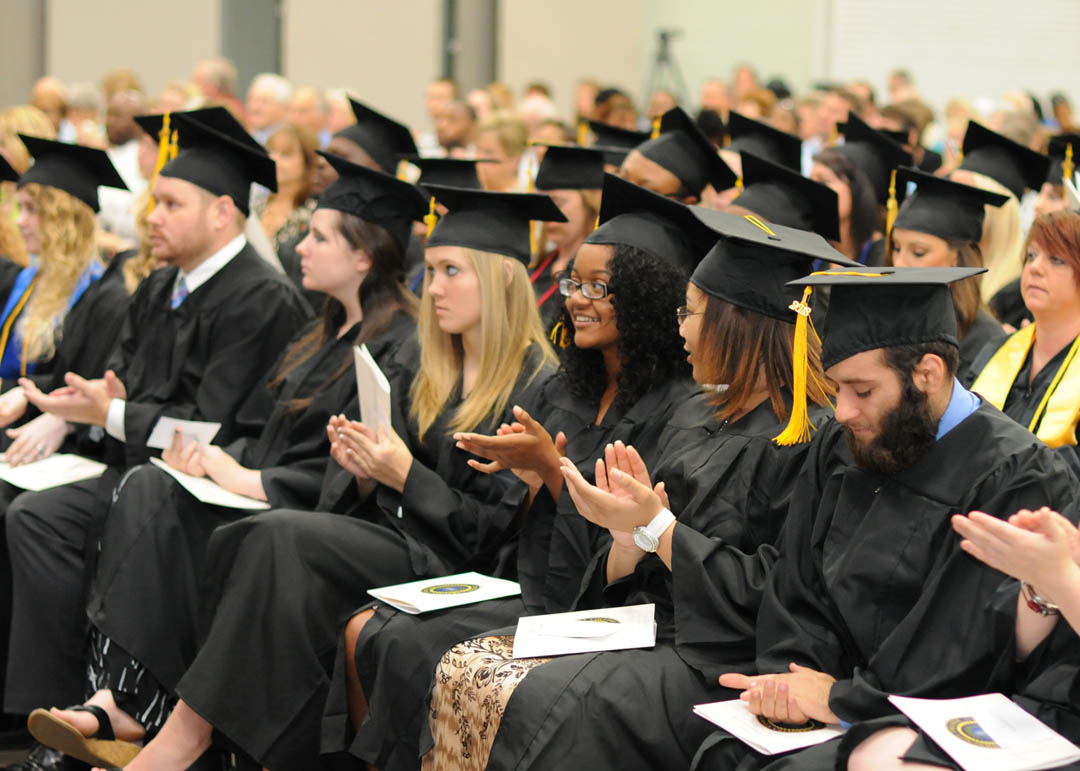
2, 744, 90, 771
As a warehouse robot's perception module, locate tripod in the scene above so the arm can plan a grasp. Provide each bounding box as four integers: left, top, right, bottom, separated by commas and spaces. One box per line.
645, 29, 690, 108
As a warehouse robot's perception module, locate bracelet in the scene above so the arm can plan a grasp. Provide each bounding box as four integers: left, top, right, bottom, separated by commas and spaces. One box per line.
1023, 582, 1060, 616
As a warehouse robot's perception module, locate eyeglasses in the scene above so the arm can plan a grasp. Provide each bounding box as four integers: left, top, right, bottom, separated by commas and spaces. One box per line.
558, 277, 610, 300
676, 305, 702, 324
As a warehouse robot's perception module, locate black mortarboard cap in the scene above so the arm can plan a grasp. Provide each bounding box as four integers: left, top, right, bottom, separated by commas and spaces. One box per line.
790, 266, 986, 369
17, 135, 128, 212
0, 154, 18, 183
733, 151, 840, 241
636, 107, 737, 195
892, 166, 1008, 244
317, 151, 430, 253
959, 121, 1050, 199
398, 154, 488, 190
688, 207, 859, 321
836, 112, 913, 204
424, 186, 566, 264
587, 121, 650, 151
534, 144, 605, 190
878, 127, 910, 145
336, 99, 418, 174
134, 106, 263, 152
585, 173, 717, 274
155, 111, 275, 217
1046, 133, 1080, 187
726, 111, 803, 171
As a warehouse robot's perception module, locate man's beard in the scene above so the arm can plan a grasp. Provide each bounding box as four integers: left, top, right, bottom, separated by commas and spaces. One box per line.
844, 378, 938, 475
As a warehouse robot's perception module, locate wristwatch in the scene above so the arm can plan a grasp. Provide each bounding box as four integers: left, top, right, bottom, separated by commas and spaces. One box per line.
632, 508, 676, 553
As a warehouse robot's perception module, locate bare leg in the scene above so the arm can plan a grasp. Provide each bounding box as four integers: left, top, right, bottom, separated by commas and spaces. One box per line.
847, 727, 942, 771
49, 689, 146, 742
345, 609, 376, 731
97, 699, 212, 771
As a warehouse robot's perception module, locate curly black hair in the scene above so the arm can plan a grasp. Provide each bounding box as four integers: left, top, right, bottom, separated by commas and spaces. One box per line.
553, 243, 691, 413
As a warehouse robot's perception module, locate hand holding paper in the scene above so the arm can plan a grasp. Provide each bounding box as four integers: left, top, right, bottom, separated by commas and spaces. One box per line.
146, 417, 221, 450
353, 344, 392, 430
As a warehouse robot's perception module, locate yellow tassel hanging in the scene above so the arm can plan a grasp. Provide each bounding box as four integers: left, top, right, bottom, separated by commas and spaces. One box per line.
549, 320, 570, 348
828, 125, 838, 147
424, 196, 438, 238
146, 112, 173, 215
773, 285, 816, 446
735, 176, 744, 192
529, 221, 537, 257
168, 129, 178, 160
884, 169, 898, 245
577, 121, 588, 146
1064, 143, 1075, 188
593, 213, 600, 231
651, 115, 662, 139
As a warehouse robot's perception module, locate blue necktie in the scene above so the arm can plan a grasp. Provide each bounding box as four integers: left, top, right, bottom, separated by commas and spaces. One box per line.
171, 276, 189, 309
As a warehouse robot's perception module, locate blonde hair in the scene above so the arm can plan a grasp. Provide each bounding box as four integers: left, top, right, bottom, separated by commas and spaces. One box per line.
476, 110, 527, 157
122, 189, 158, 293
0, 106, 57, 268
410, 249, 556, 440
961, 171, 1024, 301
18, 184, 101, 363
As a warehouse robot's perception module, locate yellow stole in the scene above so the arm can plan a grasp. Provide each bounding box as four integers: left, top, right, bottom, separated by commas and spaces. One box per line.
971, 323, 1080, 447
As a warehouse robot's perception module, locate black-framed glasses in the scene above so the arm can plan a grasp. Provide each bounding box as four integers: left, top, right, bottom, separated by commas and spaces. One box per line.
676, 305, 703, 324
558, 277, 610, 300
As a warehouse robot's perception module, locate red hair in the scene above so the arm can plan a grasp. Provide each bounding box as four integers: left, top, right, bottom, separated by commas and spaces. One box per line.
1026, 210, 1080, 285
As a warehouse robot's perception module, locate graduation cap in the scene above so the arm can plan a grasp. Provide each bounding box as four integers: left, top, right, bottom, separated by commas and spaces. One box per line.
836, 112, 913, 204
733, 151, 840, 241
17, 135, 128, 212
878, 127, 910, 146
892, 166, 1008, 244
586, 120, 650, 167
317, 151, 430, 253
423, 186, 566, 264
134, 106, 263, 152
689, 208, 860, 445
585, 173, 718, 275
789, 266, 986, 370
635, 107, 737, 195
534, 144, 605, 190
398, 155, 488, 190
0, 154, 17, 183
153, 111, 275, 217
959, 121, 1050, 199
1046, 133, 1080, 188
336, 99, 418, 175
725, 111, 803, 171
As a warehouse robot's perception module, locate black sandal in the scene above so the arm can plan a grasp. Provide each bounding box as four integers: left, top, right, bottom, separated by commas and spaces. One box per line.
28, 706, 142, 768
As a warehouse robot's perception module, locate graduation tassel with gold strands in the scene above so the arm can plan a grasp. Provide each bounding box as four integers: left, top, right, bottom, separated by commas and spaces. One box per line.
424, 196, 438, 238
1064, 143, 1075, 188
651, 115, 662, 140
549, 320, 570, 349
146, 112, 177, 215
773, 285, 816, 446
577, 120, 588, 146
884, 168, 899, 244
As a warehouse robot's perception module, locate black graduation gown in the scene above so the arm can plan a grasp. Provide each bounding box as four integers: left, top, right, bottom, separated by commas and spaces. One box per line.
172, 345, 555, 771
473, 397, 823, 771
331, 375, 701, 770
529, 250, 565, 331
691, 403, 1078, 770
958, 308, 1006, 386
3, 244, 310, 713
84, 314, 416, 702
0, 256, 21, 310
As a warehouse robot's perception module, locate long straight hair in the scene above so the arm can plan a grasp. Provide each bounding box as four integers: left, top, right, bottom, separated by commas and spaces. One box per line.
694, 294, 833, 423
410, 248, 556, 440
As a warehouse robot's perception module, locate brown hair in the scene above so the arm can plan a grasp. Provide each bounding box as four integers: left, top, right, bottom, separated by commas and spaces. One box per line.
885, 236, 984, 337
694, 295, 833, 423
270, 210, 418, 411
268, 123, 319, 207
1025, 209, 1080, 285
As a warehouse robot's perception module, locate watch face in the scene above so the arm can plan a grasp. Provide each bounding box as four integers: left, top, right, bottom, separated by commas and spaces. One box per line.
633, 525, 659, 553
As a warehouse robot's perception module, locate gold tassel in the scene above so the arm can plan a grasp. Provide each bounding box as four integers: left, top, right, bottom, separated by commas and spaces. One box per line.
773, 286, 816, 446
424, 196, 438, 238
169, 129, 178, 160
146, 112, 173, 215
735, 176, 744, 192
549, 320, 569, 348
1064, 143, 1075, 187
529, 220, 537, 257
577, 121, 588, 146
884, 169, 898, 244
651, 115, 662, 139
828, 125, 838, 147
594, 213, 600, 231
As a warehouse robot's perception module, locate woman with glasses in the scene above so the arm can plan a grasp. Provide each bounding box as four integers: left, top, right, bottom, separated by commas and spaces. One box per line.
328, 175, 713, 771
424, 211, 853, 771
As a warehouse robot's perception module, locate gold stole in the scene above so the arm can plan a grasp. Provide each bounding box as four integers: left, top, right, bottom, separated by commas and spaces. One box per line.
971, 323, 1080, 447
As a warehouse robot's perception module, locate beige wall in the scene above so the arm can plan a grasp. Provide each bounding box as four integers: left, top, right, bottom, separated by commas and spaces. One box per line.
45, 0, 221, 98
281, 0, 442, 132
499, 0, 646, 124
